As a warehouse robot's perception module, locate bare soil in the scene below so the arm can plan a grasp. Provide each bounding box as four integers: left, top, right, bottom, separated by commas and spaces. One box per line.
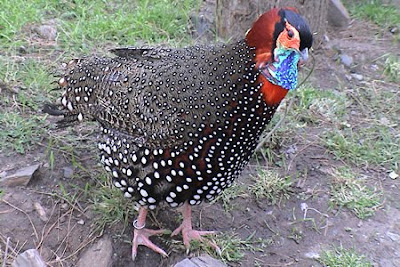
1, 15, 400, 267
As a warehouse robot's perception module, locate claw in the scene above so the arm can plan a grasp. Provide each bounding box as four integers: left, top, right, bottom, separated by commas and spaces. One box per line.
171, 202, 220, 254
131, 207, 169, 260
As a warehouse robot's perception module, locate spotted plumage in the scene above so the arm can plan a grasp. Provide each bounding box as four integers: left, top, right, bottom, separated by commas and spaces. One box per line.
46, 7, 312, 259
55, 40, 279, 209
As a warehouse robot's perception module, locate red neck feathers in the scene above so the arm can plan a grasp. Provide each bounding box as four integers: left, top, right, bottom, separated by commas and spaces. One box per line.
245, 8, 293, 106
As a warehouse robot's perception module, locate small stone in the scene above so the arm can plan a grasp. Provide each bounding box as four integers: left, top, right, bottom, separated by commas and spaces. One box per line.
370, 64, 379, 71
61, 203, 69, 210
77, 236, 113, 267
351, 73, 363, 81
340, 54, 353, 68
304, 252, 320, 259
380, 117, 391, 126
0, 164, 40, 187
77, 219, 85, 225
390, 27, 399, 34
12, 249, 46, 267
175, 259, 197, 267
33, 202, 49, 222
386, 231, 400, 243
191, 255, 228, 267
35, 25, 57, 41
18, 46, 27, 54
389, 171, 399, 180
63, 167, 74, 178
300, 203, 308, 212
175, 255, 228, 267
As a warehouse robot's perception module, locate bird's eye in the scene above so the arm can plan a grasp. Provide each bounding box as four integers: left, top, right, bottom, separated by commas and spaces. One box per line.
287, 29, 294, 38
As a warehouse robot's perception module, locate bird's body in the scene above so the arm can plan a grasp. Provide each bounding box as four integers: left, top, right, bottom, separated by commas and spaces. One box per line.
47, 7, 312, 259
60, 40, 277, 209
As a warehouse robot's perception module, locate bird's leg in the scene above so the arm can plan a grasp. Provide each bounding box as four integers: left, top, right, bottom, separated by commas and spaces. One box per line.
171, 201, 220, 254
132, 207, 168, 260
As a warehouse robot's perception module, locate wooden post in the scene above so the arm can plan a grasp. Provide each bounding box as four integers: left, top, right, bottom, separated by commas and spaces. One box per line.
216, 0, 328, 46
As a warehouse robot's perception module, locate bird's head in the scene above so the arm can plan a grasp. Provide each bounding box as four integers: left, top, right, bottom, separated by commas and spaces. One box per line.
246, 7, 313, 105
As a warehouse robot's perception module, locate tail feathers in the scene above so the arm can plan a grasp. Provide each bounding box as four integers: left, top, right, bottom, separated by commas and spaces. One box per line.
42, 102, 87, 127
47, 57, 105, 126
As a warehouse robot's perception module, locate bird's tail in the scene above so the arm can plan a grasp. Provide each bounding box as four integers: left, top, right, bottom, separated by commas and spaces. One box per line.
43, 57, 111, 127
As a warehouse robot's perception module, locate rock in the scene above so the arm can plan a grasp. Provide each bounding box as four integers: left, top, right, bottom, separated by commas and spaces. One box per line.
175, 259, 197, 267
386, 231, 400, 243
304, 251, 320, 259
340, 54, 353, 68
0, 164, 40, 187
328, 0, 350, 27
11, 249, 46, 267
77, 219, 85, 225
389, 171, 399, 180
77, 236, 112, 267
351, 73, 363, 81
33, 202, 49, 222
390, 26, 399, 34
35, 25, 57, 41
191, 255, 227, 267
63, 166, 74, 178
175, 255, 227, 267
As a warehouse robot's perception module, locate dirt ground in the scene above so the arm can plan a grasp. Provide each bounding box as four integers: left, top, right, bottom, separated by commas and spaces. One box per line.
1, 6, 400, 267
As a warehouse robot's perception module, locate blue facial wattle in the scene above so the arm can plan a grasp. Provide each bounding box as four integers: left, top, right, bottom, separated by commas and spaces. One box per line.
260, 48, 300, 90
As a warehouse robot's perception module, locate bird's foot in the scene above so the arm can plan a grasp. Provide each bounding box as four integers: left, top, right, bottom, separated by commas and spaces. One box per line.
132, 227, 169, 260
171, 223, 219, 254
131, 207, 169, 260
171, 202, 220, 254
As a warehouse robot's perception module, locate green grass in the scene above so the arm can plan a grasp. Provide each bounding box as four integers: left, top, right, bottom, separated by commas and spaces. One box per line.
249, 169, 292, 205
324, 125, 400, 168
319, 246, 373, 267
212, 182, 248, 212
329, 167, 382, 219
261, 85, 349, 152
384, 55, 400, 82
0, 0, 199, 154
192, 232, 271, 263
0, 112, 47, 154
89, 172, 137, 231
0, 0, 199, 53
0, 57, 55, 110
349, 0, 400, 27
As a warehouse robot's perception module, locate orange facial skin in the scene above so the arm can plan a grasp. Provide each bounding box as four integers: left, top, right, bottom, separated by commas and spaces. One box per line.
245, 8, 302, 106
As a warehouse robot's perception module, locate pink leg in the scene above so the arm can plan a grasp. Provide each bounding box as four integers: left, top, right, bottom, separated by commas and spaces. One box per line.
132, 207, 168, 260
171, 202, 220, 254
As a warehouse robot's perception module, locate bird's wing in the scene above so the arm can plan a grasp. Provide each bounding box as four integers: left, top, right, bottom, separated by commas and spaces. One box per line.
109, 47, 170, 59
56, 41, 253, 151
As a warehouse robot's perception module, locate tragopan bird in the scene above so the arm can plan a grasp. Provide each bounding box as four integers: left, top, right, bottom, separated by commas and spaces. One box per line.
45, 7, 312, 260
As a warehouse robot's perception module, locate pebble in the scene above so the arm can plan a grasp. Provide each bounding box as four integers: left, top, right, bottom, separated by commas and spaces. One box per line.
386, 231, 400, 243
304, 251, 320, 259
77, 219, 85, 225
63, 167, 74, 179
0, 164, 40, 187
351, 73, 363, 81
33, 202, 49, 222
11, 249, 46, 267
340, 54, 353, 68
77, 236, 113, 267
389, 171, 399, 180
35, 25, 57, 41
174, 255, 227, 267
